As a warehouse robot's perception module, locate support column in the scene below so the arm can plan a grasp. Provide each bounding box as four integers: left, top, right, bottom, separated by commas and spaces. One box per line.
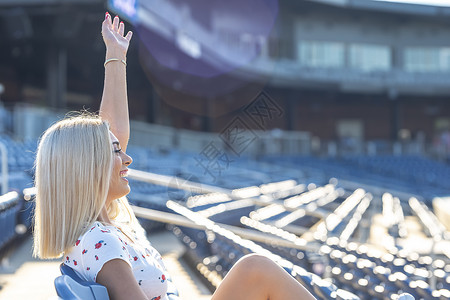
391, 45, 404, 71
149, 87, 161, 123
286, 91, 296, 131
344, 42, 350, 69
57, 47, 67, 109
46, 45, 67, 109
202, 99, 212, 132
389, 88, 400, 141
390, 44, 403, 141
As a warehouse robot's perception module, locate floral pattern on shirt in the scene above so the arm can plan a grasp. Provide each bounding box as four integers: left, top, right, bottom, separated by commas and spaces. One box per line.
64, 221, 168, 300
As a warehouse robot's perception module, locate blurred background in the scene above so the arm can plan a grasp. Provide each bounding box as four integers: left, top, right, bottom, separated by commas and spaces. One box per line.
0, 0, 449, 299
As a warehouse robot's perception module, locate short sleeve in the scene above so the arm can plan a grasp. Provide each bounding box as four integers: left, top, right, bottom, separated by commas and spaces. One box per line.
65, 223, 132, 282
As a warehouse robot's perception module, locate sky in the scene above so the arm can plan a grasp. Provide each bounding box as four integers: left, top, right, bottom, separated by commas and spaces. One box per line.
375, 0, 450, 6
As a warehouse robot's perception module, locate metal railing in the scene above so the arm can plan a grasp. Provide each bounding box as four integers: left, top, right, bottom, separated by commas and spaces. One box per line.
128, 169, 318, 251
22, 169, 316, 251
132, 205, 317, 251
128, 169, 230, 195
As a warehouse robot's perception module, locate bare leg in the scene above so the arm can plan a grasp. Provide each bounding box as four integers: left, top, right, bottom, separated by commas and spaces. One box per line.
211, 254, 317, 300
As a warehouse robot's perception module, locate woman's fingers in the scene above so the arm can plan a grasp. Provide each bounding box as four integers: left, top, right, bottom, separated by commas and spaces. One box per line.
113, 15, 120, 32
102, 12, 131, 47
119, 21, 125, 36
103, 12, 112, 29
125, 31, 133, 42
102, 14, 109, 30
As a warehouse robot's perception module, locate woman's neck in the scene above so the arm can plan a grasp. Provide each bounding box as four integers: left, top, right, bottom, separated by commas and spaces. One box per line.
97, 206, 112, 225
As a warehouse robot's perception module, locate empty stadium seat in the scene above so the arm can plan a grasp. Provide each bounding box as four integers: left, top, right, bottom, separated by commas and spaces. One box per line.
396, 293, 415, 300
59, 264, 109, 299
0, 191, 21, 250
59, 263, 180, 300
54, 275, 109, 300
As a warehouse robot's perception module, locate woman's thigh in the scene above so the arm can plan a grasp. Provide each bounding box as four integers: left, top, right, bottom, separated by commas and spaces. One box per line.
210, 254, 316, 300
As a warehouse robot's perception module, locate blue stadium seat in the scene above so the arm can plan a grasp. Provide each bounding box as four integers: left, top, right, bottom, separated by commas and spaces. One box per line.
54, 275, 108, 300
335, 289, 360, 300
59, 263, 179, 300
0, 191, 20, 250
437, 289, 450, 300
408, 280, 435, 299
291, 267, 315, 295
59, 264, 109, 299
310, 274, 337, 299
397, 293, 415, 300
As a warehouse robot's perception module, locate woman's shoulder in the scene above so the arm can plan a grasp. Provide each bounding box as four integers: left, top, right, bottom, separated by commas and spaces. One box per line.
63, 221, 132, 282
81, 221, 114, 236
68, 221, 122, 252
64, 221, 129, 264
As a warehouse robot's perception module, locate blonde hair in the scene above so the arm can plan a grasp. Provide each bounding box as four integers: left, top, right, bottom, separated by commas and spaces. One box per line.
109, 197, 150, 249
33, 114, 113, 259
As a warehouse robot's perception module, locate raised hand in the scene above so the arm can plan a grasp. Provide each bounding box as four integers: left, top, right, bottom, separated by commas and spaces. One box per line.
102, 12, 133, 57
99, 12, 132, 152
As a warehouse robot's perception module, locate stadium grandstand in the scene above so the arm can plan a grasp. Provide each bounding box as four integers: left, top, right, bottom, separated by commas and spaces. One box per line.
0, 0, 449, 299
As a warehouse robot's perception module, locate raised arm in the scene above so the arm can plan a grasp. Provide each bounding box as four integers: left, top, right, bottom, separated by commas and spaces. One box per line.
100, 12, 133, 152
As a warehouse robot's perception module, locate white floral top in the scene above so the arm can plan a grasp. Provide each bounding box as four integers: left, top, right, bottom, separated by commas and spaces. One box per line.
63, 221, 168, 300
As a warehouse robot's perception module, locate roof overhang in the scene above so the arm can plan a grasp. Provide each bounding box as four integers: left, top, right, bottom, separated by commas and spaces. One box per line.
306, 0, 450, 18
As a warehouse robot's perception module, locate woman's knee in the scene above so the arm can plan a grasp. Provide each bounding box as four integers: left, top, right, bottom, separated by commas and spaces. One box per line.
237, 253, 272, 266
233, 254, 276, 280
213, 254, 274, 299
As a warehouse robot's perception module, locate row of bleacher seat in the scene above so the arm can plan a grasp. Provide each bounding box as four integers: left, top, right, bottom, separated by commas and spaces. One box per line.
4, 136, 450, 196
262, 154, 450, 202
0, 137, 34, 258
343, 155, 450, 191
409, 197, 449, 242
322, 238, 450, 299
2, 135, 450, 300
0, 135, 36, 173
167, 201, 362, 300
0, 192, 21, 250
163, 173, 449, 300
0, 190, 37, 258
0, 135, 35, 252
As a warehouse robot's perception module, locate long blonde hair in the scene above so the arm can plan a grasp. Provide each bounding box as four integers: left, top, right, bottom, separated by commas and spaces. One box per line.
33, 114, 113, 259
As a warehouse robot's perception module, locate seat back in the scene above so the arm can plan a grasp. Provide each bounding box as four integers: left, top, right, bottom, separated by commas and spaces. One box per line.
60, 264, 84, 284
58, 263, 180, 300
58, 263, 109, 300
55, 275, 107, 300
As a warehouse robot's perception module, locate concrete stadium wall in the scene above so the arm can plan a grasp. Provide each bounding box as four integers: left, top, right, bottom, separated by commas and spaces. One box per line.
131, 120, 311, 156
6, 105, 312, 156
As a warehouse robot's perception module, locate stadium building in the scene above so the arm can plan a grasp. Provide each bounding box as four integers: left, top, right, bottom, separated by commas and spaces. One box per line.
0, 0, 449, 157
0, 1, 450, 299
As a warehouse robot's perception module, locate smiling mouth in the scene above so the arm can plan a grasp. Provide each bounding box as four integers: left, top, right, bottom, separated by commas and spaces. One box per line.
120, 170, 129, 182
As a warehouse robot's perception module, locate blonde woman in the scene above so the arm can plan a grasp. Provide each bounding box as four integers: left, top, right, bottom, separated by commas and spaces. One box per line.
33, 13, 316, 300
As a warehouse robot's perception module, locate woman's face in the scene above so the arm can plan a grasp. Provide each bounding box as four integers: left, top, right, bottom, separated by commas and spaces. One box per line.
106, 131, 133, 202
